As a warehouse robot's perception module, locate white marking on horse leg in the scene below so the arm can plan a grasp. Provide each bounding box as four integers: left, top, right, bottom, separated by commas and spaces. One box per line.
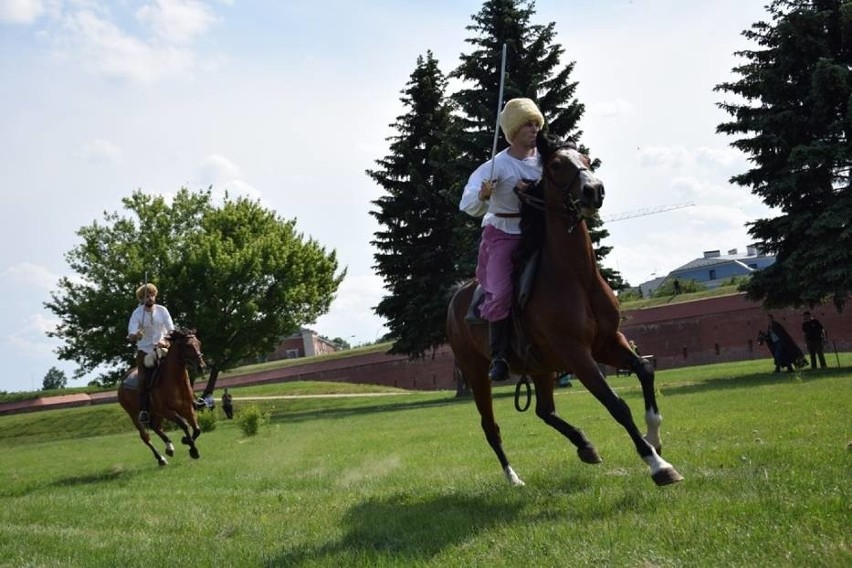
642, 449, 674, 476
165, 442, 175, 457
503, 465, 526, 487
644, 410, 662, 450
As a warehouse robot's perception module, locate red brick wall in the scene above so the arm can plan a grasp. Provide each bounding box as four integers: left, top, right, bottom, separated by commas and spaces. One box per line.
618, 294, 851, 370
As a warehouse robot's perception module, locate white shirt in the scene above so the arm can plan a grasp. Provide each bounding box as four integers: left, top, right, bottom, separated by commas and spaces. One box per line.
128, 304, 175, 354
459, 148, 542, 235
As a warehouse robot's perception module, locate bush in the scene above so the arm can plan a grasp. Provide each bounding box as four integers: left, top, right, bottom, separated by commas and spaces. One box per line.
196, 409, 218, 432
236, 404, 268, 436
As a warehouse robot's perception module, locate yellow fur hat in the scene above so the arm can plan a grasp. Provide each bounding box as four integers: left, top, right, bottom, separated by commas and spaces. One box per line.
136, 283, 158, 301
499, 98, 544, 143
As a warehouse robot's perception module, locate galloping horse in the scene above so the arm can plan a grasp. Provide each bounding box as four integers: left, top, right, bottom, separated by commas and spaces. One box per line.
447, 135, 683, 487
117, 328, 206, 465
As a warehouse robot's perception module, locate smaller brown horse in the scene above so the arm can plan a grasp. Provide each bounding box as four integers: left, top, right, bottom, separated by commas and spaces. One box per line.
118, 328, 206, 465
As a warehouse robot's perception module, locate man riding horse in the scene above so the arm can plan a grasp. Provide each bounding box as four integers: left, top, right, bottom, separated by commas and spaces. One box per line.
126, 283, 174, 425
458, 97, 545, 382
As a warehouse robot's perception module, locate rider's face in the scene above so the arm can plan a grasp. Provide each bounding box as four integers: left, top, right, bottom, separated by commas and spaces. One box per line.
144, 293, 156, 307
514, 121, 540, 149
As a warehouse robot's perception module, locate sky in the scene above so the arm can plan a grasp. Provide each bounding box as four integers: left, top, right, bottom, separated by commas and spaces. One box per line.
0, 0, 773, 393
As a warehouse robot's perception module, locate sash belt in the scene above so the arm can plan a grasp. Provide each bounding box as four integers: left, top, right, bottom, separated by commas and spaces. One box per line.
494, 212, 521, 218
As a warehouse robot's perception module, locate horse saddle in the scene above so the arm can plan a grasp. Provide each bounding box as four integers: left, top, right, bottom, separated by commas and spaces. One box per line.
143, 345, 168, 368
465, 250, 541, 324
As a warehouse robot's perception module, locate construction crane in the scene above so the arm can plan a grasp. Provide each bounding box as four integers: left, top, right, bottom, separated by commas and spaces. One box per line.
602, 201, 695, 223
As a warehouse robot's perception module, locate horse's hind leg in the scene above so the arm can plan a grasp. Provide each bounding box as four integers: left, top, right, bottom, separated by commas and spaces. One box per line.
532, 373, 602, 464
463, 359, 524, 486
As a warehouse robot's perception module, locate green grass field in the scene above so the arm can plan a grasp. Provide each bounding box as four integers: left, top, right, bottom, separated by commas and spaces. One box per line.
1, 358, 849, 567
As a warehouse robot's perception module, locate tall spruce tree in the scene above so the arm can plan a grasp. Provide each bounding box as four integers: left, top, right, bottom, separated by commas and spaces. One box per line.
715, 0, 851, 311
368, 52, 461, 357
451, 0, 624, 289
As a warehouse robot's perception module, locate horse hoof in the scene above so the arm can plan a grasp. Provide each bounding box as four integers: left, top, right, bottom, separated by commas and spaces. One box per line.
189, 448, 200, 459
166, 447, 175, 457
652, 467, 684, 486
158, 458, 168, 466
577, 446, 603, 464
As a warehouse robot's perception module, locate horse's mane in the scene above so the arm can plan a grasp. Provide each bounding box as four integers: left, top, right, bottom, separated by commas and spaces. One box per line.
513, 133, 578, 275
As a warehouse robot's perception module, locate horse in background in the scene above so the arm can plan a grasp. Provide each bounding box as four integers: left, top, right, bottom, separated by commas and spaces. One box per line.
117, 328, 206, 465
446, 134, 683, 487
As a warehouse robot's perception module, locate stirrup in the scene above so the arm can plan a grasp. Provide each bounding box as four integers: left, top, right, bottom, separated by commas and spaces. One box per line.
138, 410, 150, 425
489, 358, 509, 382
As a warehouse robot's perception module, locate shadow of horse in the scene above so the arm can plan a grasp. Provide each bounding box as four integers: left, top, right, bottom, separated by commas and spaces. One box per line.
264, 492, 524, 566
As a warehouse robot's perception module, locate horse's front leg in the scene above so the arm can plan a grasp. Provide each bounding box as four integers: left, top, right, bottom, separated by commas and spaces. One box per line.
169, 412, 201, 459
532, 373, 602, 464
574, 358, 683, 486
150, 422, 175, 457
630, 355, 664, 454
135, 421, 168, 466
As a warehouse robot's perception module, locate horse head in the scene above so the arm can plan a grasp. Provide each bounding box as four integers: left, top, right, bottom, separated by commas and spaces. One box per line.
536, 134, 605, 216
168, 328, 206, 371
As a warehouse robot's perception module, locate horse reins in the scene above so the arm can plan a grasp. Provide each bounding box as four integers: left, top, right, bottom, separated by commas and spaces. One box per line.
514, 147, 586, 230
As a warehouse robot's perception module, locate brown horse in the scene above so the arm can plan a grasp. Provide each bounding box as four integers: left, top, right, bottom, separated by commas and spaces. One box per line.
117, 328, 206, 465
447, 135, 683, 487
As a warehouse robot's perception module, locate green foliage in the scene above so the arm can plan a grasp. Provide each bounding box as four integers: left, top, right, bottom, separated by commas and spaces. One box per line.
41, 366, 67, 391
715, 0, 851, 311
196, 409, 217, 432
44, 188, 344, 385
236, 404, 268, 436
652, 278, 707, 297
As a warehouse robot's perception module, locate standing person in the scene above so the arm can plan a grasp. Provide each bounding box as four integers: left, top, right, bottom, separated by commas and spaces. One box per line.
459, 98, 545, 382
801, 311, 828, 369
222, 388, 234, 419
126, 283, 175, 425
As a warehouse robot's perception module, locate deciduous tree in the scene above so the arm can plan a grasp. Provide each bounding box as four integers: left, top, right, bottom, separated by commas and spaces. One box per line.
46, 189, 344, 385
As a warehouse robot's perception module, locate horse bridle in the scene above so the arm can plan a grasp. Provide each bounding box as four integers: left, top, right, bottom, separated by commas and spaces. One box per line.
515, 145, 586, 229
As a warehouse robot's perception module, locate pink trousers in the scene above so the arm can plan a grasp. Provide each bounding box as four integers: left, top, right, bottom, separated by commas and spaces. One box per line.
476, 224, 521, 321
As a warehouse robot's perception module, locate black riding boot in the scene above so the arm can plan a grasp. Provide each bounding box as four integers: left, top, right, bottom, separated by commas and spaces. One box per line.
488, 318, 510, 382
138, 370, 150, 425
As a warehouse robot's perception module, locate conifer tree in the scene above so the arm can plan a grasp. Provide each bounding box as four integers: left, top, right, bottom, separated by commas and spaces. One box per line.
715, 0, 851, 311
368, 52, 461, 356
451, 0, 624, 288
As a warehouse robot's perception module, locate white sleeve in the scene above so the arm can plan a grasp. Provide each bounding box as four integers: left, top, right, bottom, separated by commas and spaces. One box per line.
459, 160, 491, 217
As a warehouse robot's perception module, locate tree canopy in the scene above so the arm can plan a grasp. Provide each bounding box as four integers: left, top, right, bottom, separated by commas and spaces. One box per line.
42, 367, 67, 391
715, 0, 851, 311
46, 188, 344, 385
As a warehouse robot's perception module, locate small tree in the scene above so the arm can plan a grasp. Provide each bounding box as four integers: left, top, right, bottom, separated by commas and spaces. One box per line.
42, 367, 67, 391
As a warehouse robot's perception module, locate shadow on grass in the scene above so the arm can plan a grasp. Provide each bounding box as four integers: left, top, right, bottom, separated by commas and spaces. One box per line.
659, 366, 848, 398
1, 466, 130, 498
265, 491, 525, 567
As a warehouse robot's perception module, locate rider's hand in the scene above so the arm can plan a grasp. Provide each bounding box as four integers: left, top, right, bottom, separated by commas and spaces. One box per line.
478, 179, 494, 201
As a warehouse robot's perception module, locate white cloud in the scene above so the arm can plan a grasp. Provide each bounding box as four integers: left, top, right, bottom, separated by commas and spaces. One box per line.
1, 262, 58, 291
135, 0, 219, 45
313, 272, 388, 345
0, 0, 44, 24
198, 154, 264, 202
2, 313, 58, 357
78, 138, 123, 165
60, 9, 195, 83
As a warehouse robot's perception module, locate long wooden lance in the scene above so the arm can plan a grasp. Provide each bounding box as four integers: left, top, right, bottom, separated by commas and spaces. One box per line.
489, 43, 508, 182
